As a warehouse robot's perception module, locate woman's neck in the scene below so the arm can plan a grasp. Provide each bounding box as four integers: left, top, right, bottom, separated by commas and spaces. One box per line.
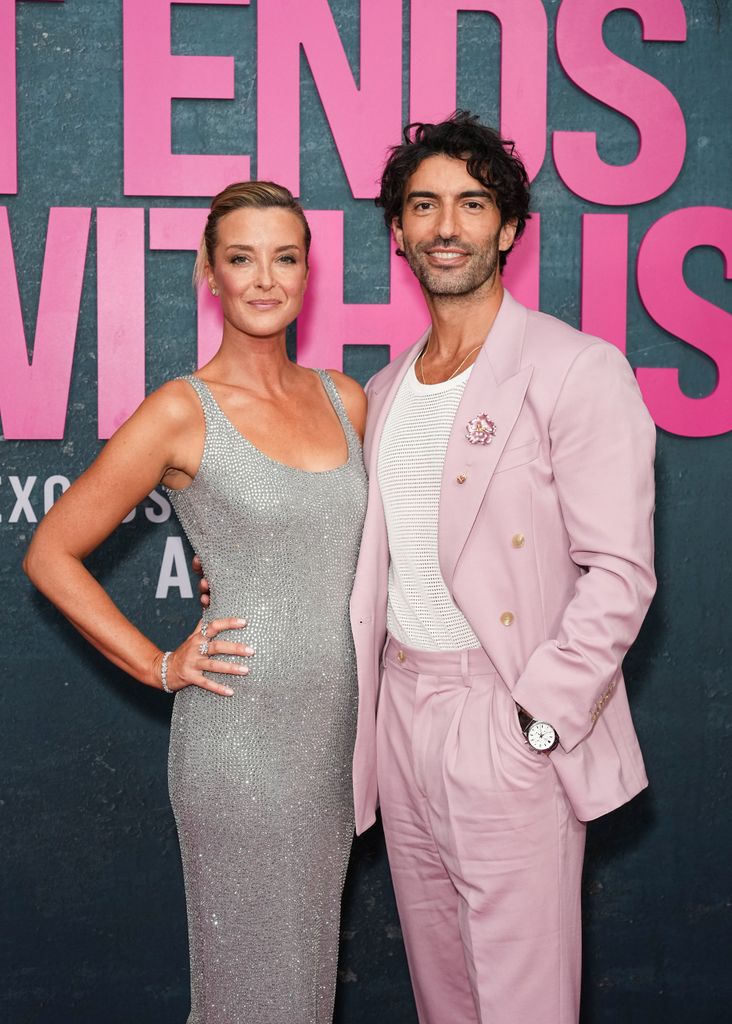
204, 327, 297, 395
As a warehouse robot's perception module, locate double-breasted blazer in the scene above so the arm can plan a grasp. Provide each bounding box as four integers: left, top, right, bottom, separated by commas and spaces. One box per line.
349, 290, 656, 834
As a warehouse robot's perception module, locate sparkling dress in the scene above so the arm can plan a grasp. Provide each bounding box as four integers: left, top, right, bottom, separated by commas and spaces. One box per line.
164, 372, 367, 1024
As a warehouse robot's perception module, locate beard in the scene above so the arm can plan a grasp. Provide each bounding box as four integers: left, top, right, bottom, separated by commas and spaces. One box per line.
401, 231, 502, 298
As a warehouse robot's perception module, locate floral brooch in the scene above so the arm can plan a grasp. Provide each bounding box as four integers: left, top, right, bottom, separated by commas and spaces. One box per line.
465, 413, 497, 445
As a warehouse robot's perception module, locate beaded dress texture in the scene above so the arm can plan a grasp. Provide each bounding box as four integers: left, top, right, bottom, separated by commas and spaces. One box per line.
164, 372, 367, 1024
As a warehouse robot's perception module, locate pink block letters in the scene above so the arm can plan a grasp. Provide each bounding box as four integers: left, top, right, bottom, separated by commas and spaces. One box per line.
257, 0, 402, 198
636, 207, 732, 438
298, 211, 428, 369
97, 209, 146, 438
148, 207, 220, 367
0, 206, 91, 439
581, 214, 629, 352
1, 0, 17, 194
123, 0, 251, 197
410, 0, 548, 182
553, 0, 687, 204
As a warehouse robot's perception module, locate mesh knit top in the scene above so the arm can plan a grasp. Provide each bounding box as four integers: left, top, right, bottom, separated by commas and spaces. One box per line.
377, 358, 481, 650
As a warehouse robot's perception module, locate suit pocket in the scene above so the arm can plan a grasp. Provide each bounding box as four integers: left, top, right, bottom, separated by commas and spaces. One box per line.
487, 684, 552, 790
493, 437, 540, 474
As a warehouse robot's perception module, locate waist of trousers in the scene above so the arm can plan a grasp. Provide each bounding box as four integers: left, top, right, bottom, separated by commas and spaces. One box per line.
384, 635, 498, 680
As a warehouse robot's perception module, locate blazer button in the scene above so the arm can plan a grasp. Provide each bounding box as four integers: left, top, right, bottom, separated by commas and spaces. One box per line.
397, 650, 406, 663
500, 611, 515, 626
456, 474, 467, 484
511, 533, 525, 548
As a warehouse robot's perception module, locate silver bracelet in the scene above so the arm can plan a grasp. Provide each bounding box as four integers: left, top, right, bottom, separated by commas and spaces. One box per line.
160, 651, 173, 694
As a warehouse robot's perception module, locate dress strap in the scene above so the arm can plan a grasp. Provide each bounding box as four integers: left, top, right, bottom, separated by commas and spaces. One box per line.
316, 370, 361, 453
180, 373, 214, 410
179, 374, 228, 434
176, 374, 234, 459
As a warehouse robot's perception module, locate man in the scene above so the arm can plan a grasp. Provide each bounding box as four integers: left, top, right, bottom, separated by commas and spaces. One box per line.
347, 112, 656, 1023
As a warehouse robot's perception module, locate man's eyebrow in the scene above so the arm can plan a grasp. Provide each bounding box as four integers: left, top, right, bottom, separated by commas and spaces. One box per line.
404, 189, 494, 201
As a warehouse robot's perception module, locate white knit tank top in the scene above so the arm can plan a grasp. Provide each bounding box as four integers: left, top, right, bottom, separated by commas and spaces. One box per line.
377, 358, 480, 650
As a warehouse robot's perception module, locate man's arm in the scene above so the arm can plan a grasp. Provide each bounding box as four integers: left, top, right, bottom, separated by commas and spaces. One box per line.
511, 341, 656, 752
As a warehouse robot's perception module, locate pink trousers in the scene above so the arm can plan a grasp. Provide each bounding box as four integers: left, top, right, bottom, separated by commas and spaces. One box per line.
376, 640, 586, 1024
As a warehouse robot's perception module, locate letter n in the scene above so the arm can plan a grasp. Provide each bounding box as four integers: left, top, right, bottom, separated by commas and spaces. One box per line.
257, 0, 402, 198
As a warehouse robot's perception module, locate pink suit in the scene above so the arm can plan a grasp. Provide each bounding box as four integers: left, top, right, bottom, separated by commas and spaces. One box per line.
348, 291, 656, 1023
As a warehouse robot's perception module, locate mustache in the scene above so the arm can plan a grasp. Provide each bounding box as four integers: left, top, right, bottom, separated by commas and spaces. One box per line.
414, 236, 475, 255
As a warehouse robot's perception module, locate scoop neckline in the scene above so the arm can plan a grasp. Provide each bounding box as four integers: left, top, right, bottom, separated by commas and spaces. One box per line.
192, 371, 354, 476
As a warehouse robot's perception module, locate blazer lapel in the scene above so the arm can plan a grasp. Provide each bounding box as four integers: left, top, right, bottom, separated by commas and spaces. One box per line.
438, 291, 533, 593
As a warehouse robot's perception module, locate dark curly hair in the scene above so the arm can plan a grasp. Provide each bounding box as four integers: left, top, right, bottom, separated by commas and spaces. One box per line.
376, 111, 531, 270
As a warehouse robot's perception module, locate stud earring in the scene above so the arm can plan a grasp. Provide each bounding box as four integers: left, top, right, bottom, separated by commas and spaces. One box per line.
211, 288, 219, 296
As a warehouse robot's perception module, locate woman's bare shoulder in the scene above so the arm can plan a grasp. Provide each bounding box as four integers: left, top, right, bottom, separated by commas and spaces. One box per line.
326, 370, 367, 438
147, 377, 201, 420
326, 369, 365, 399
117, 377, 203, 440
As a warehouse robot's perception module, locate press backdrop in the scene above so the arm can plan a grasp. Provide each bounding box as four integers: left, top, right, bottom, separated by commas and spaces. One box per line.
1, 1, 730, 1021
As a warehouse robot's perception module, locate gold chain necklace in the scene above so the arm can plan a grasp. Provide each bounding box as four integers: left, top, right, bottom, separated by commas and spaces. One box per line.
417, 335, 484, 386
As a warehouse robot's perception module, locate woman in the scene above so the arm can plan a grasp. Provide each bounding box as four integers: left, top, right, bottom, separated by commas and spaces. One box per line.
24, 181, 368, 1023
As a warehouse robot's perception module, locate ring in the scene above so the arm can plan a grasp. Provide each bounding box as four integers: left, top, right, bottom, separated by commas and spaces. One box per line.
200, 622, 209, 638
199, 640, 209, 656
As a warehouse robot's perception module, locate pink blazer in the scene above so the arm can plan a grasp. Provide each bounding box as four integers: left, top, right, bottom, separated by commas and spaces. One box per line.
349, 290, 656, 834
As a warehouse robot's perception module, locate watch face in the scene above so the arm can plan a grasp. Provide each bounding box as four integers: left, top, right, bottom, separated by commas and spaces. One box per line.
527, 720, 556, 751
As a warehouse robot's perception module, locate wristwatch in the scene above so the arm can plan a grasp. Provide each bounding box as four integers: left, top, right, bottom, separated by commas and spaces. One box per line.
516, 704, 559, 753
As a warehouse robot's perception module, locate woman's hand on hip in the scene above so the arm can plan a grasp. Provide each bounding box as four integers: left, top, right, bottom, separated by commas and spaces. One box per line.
158, 618, 253, 696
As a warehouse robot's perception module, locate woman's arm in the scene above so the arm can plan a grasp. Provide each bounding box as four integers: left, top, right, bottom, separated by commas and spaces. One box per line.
23, 381, 251, 695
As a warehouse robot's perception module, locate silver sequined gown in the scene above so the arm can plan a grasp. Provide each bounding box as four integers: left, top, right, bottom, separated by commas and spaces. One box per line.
164, 373, 367, 1024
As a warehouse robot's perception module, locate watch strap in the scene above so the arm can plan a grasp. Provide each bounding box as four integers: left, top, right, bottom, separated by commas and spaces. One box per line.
516, 704, 533, 737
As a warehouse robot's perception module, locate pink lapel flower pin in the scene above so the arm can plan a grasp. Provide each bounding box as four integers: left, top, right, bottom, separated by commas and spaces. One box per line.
465, 413, 497, 445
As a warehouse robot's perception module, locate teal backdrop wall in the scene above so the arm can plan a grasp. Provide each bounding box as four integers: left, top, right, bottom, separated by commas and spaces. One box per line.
1, 1, 730, 1021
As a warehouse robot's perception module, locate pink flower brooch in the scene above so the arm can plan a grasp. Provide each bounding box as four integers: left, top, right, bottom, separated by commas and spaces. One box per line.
465, 413, 497, 445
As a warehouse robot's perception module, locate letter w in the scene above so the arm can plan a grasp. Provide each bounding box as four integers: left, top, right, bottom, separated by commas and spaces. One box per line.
0, 207, 90, 440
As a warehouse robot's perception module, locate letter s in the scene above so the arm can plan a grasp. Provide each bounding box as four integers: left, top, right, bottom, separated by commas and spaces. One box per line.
636, 207, 732, 438
553, 0, 687, 205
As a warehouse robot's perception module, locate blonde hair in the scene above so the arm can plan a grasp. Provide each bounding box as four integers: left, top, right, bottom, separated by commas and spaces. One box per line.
193, 181, 312, 287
